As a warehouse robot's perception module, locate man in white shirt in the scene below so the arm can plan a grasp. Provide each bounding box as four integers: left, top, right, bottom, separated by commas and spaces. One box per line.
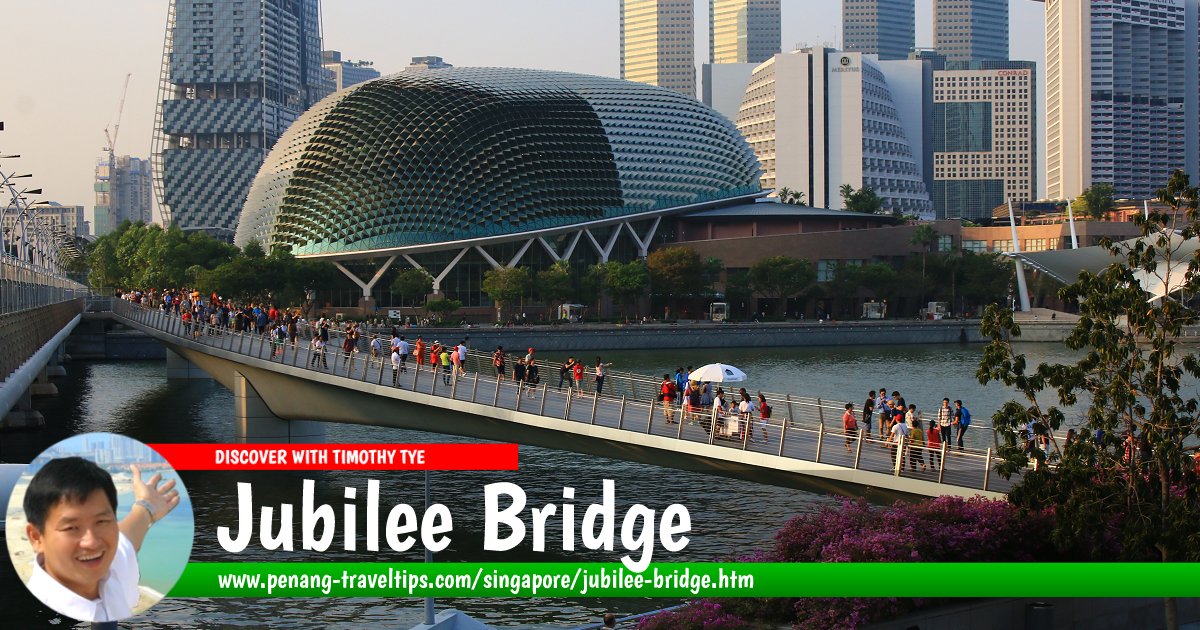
398, 336, 411, 374
23, 457, 180, 622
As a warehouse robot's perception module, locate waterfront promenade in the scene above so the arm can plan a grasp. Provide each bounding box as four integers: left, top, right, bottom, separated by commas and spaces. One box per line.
110, 299, 1014, 500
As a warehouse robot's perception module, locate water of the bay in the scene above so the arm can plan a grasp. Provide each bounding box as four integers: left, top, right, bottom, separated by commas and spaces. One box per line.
0, 341, 1107, 628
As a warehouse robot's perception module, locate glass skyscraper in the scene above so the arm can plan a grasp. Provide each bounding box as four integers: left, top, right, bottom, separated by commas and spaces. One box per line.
620, 0, 696, 97
152, 0, 330, 239
933, 0, 1008, 62
842, 0, 915, 61
1045, 0, 1196, 201
709, 0, 781, 64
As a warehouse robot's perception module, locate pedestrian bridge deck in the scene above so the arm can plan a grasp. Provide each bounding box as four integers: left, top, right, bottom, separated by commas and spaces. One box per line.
110, 300, 1015, 501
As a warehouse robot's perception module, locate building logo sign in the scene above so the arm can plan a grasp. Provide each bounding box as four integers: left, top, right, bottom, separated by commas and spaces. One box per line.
832, 56, 859, 73
996, 69, 1030, 77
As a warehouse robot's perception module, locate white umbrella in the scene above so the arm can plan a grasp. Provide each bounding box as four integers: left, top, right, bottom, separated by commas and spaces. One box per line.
689, 363, 746, 383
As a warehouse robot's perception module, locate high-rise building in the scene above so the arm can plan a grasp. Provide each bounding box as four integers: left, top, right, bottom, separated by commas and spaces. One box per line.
710, 0, 781, 64
152, 0, 330, 239
3, 201, 87, 239
620, 0, 695, 96
406, 56, 453, 71
322, 50, 381, 91
933, 0, 1008, 62
932, 61, 1037, 219
736, 49, 933, 218
94, 156, 153, 236
1044, 0, 1197, 201
842, 0, 915, 61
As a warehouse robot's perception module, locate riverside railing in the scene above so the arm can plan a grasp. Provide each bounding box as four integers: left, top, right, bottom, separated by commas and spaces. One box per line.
110, 299, 1014, 494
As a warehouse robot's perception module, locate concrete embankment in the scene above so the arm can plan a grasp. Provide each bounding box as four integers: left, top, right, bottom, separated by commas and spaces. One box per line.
68, 314, 167, 360
377, 320, 1078, 352
77, 311, 1200, 355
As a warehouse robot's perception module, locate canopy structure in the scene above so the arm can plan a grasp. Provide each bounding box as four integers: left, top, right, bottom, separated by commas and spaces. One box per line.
1005, 232, 1200, 301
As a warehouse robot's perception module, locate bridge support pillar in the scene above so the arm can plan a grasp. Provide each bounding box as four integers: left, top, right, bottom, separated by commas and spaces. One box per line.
29, 367, 58, 397
45, 342, 68, 377
166, 348, 211, 380
2, 387, 44, 430
233, 371, 325, 443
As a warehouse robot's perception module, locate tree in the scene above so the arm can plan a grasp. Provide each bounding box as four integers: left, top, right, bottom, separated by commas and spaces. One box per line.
424, 297, 462, 322
910, 224, 939, 305
978, 170, 1200, 629
481, 266, 531, 322
1074, 182, 1116, 220
839, 184, 884, 214
776, 186, 807, 206
601, 260, 649, 317
242, 239, 266, 258
958, 253, 1012, 312
723, 271, 754, 319
391, 268, 433, 307
748, 255, 815, 318
646, 246, 704, 298
535, 260, 573, 316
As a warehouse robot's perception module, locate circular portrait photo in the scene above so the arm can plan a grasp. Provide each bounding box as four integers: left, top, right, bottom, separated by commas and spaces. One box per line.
5, 432, 193, 622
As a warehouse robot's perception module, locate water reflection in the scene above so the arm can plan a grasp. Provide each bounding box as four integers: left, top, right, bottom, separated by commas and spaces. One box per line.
0, 342, 1140, 627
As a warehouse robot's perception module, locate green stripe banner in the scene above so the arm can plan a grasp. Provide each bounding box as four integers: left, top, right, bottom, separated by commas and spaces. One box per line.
169, 562, 1200, 598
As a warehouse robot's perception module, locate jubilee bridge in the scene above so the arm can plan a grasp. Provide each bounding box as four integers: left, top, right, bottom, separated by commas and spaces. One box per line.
109, 299, 1016, 502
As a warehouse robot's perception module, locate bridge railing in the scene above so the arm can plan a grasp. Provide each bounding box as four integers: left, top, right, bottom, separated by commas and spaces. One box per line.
110, 299, 1014, 494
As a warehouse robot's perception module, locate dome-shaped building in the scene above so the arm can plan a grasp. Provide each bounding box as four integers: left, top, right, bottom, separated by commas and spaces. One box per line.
236, 68, 761, 258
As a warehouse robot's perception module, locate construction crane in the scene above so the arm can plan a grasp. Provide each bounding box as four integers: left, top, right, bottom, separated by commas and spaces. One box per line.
103, 73, 132, 164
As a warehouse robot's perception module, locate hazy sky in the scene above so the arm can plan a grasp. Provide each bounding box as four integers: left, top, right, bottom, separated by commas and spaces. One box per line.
2, 0, 1047, 225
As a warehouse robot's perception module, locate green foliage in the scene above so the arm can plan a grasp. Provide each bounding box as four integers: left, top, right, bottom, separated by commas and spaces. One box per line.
776, 186, 807, 206
535, 260, 574, 312
839, 184, 884, 214
953, 253, 1011, 311
390, 268, 434, 306
193, 247, 336, 306
646, 246, 704, 296
481, 266, 531, 321
977, 170, 1200, 567
424, 297, 462, 320
910, 224, 939, 303
86, 221, 238, 289
1074, 182, 1116, 220
748, 255, 814, 317
242, 239, 266, 258
724, 270, 754, 318
600, 259, 649, 315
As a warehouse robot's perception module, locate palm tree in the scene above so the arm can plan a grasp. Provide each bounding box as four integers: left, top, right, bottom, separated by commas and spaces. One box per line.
910, 224, 938, 306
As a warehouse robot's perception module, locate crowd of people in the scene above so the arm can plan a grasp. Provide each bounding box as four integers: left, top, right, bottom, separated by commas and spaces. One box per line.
119, 288, 988, 460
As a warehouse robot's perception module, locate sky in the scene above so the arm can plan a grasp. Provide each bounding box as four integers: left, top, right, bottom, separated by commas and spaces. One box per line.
2, 0, 1047, 226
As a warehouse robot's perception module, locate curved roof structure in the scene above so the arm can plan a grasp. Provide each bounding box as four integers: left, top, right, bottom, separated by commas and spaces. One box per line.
235, 68, 761, 257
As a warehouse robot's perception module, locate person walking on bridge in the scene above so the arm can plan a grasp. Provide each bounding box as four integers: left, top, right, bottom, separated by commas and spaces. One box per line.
953, 400, 971, 449
862, 391, 876, 438
842, 403, 858, 452
660, 375, 677, 424
936, 398, 954, 447
594, 357, 613, 396
414, 337, 427, 371
558, 358, 574, 391
492, 346, 506, 378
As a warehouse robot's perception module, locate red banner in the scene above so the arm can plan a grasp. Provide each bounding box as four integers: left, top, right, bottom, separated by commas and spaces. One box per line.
148, 443, 518, 471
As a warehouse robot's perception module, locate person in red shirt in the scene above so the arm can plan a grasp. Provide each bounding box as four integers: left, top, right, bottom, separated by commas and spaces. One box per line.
660, 375, 677, 424
414, 337, 426, 369
842, 403, 858, 452
927, 420, 943, 470
572, 359, 585, 394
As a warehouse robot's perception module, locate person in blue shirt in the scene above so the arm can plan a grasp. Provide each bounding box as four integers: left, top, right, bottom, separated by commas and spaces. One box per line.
954, 400, 971, 449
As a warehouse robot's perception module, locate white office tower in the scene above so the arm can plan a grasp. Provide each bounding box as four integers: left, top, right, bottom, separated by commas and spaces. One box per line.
621, 0, 696, 96
736, 49, 933, 218
1044, 0, 1198, 200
